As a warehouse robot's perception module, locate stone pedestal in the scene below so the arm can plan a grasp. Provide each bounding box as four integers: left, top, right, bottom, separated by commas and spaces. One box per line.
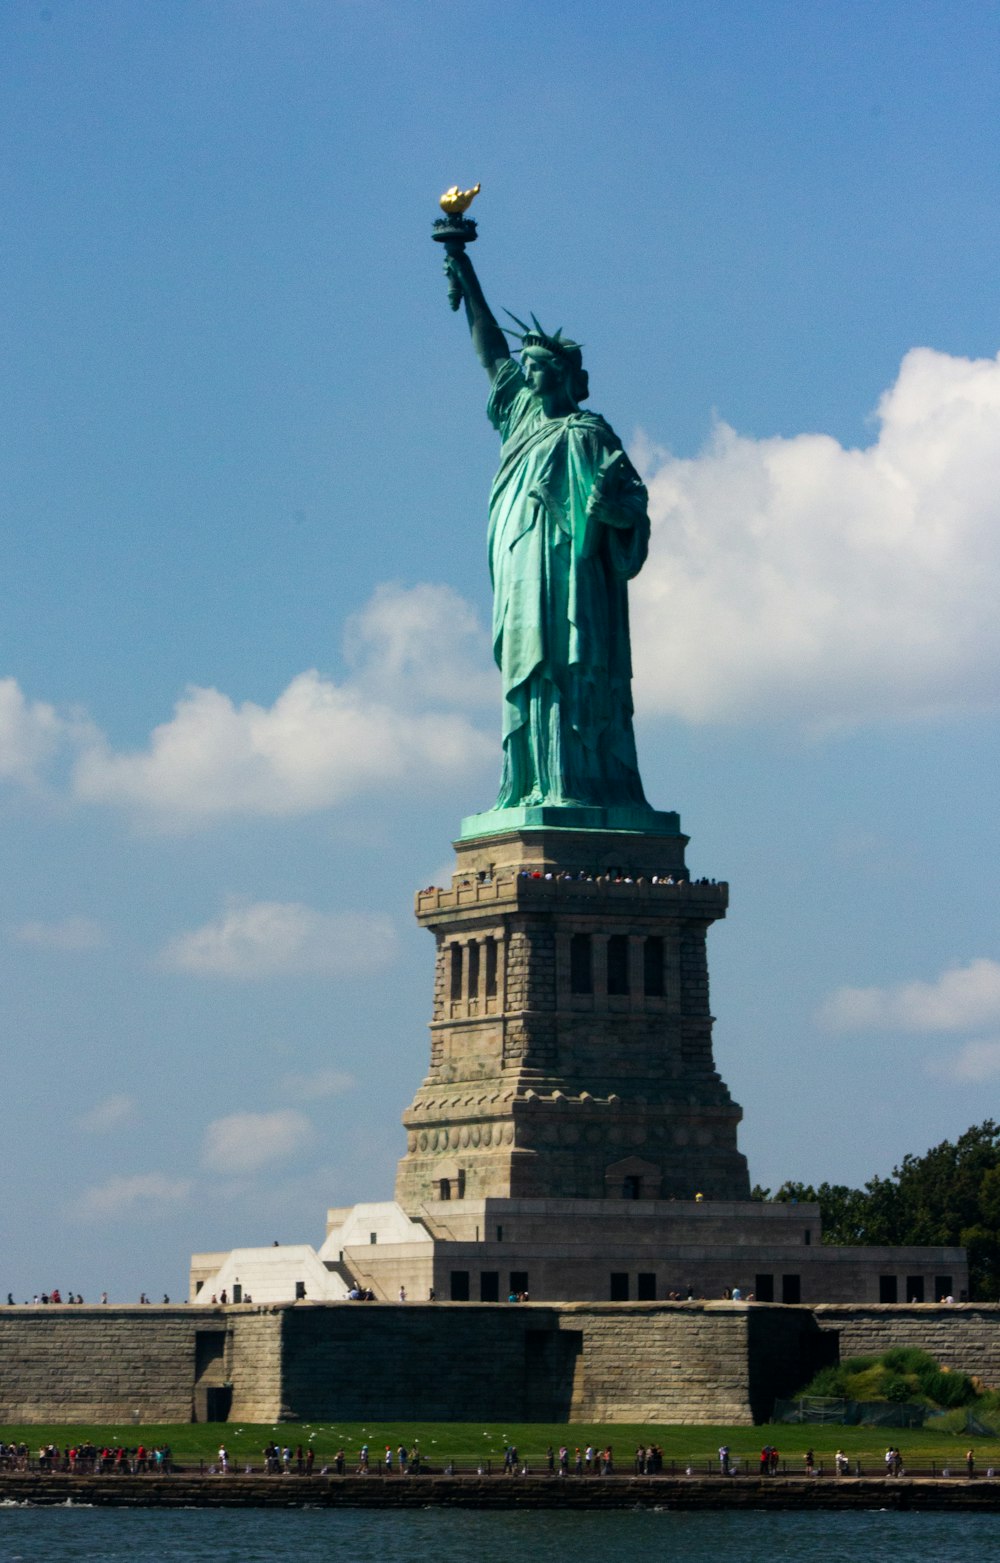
395, 823, 749, 1210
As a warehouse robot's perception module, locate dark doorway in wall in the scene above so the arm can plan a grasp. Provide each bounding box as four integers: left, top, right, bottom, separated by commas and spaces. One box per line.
450, 1270, 470, 1301
205, 1385, 232, 1421
781, 1274, 801, 1304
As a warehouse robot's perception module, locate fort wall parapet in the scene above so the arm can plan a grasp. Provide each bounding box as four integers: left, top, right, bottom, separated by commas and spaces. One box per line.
4, 1299, 998, 1427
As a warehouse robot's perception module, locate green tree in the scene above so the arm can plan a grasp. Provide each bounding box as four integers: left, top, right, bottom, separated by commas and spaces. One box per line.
757, 1121, 1000, 1299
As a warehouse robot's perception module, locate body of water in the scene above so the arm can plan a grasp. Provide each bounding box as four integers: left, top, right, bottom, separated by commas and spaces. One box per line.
0, 1505, 996, 1562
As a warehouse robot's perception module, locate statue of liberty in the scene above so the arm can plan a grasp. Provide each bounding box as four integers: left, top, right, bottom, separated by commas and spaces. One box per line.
439, 204, 652, 816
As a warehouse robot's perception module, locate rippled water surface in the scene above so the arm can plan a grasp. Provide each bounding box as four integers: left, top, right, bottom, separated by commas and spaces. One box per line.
1, 1506, 996, 1562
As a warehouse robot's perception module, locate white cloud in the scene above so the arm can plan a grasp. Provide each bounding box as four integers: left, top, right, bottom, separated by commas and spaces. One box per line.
159, 897, 395, 980
77, 1093, 137, 1133
346, 581, 495, 707
632, 346, 1000, 726
818, 957, 1000, 1033
13, 915, 105, 950
74, 1172, 192, 1222
279, 1067, 355, 1102
0, 678, 93, 786
9, 345, 1000, 833
71, 583, 494, 827
201, 1108, 314, 1174
927, 1039, 1000, 1084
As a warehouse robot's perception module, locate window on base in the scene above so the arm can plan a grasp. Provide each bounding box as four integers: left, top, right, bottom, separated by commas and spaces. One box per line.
643, 935, 665, 997
609, 1272, 629, 1301
607, 934, 629, 996
570, 934, 592, 994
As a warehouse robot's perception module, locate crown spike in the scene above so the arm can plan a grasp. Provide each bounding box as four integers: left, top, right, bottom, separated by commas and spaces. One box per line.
502, 308, 532, 340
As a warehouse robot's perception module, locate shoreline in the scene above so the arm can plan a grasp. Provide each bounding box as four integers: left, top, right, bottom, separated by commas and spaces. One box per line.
2, 1472, 999, 1510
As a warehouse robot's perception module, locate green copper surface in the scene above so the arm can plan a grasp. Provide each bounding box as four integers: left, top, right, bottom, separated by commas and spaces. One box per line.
459, 804, 681, 842
440, 220, 656, 830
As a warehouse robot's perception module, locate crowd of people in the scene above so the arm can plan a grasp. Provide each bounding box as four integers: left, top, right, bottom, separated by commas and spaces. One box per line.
419, 871, 722, 894
0, 1441, 173, 1473
0, 1436, 991, 1481
4, 1292, 169, 1306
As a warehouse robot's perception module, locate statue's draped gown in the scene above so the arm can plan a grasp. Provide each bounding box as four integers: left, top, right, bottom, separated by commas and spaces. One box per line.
486, 358, 650, 809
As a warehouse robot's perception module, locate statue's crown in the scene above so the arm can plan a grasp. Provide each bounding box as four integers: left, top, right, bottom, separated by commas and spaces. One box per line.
504, 311, 582, 363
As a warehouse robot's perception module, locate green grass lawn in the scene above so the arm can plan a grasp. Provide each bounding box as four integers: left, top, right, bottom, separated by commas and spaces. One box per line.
3, 1421, 999, 1472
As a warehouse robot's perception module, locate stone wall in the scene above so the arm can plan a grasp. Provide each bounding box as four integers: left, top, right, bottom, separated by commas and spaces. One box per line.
813, 1304, 1000, 1387
227, 1311, 284, 1423
277, 1301, 823, 1424
0, 1308, 226, 1423
4, 1301, 1000, 1427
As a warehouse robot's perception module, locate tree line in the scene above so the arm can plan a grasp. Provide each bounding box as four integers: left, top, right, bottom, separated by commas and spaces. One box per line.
752, 1120, 1000, 1300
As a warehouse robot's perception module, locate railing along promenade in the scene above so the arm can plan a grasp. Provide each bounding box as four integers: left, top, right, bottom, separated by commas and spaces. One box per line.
2, 1458, 1000, 1510
415, 873, 728, 915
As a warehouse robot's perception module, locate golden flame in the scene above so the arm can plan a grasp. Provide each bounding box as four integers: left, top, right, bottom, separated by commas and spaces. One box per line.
439, 183, 481, 216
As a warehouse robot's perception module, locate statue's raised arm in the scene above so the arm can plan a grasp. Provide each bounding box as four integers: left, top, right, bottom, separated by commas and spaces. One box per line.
443, 246, 510, 381
431, 189, 654, 825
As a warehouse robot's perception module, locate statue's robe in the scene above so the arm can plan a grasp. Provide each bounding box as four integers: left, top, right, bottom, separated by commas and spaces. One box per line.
486, 358, 650, 808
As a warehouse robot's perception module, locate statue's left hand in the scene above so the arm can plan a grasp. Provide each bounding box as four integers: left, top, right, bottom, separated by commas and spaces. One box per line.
587, 451, 633, 528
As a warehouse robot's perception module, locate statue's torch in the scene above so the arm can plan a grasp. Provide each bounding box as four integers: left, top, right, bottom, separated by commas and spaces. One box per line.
432, 184, 481, 310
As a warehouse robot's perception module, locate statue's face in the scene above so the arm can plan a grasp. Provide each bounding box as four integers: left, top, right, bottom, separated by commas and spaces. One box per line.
522, 349, 571, 408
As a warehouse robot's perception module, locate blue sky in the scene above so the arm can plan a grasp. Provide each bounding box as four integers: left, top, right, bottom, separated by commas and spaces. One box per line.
2, 0, 999, 1301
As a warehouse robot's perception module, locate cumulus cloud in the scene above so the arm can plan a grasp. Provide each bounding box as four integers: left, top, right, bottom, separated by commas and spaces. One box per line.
159, 897, 395, 980
927, 1039, 1000, 1084
279, 1067, 355, 1102
77, 1093, 137, 1132
71, 582, 494, 826
13, 915, 105, 950
8, 348, 1000, 830
0, 678, 93, 786
632, 346, 1000, 726
346, 581, 495, 707
818, 957, 1000, 1033
201, 1108, 314, 1174
74, 1172, 192, 1222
